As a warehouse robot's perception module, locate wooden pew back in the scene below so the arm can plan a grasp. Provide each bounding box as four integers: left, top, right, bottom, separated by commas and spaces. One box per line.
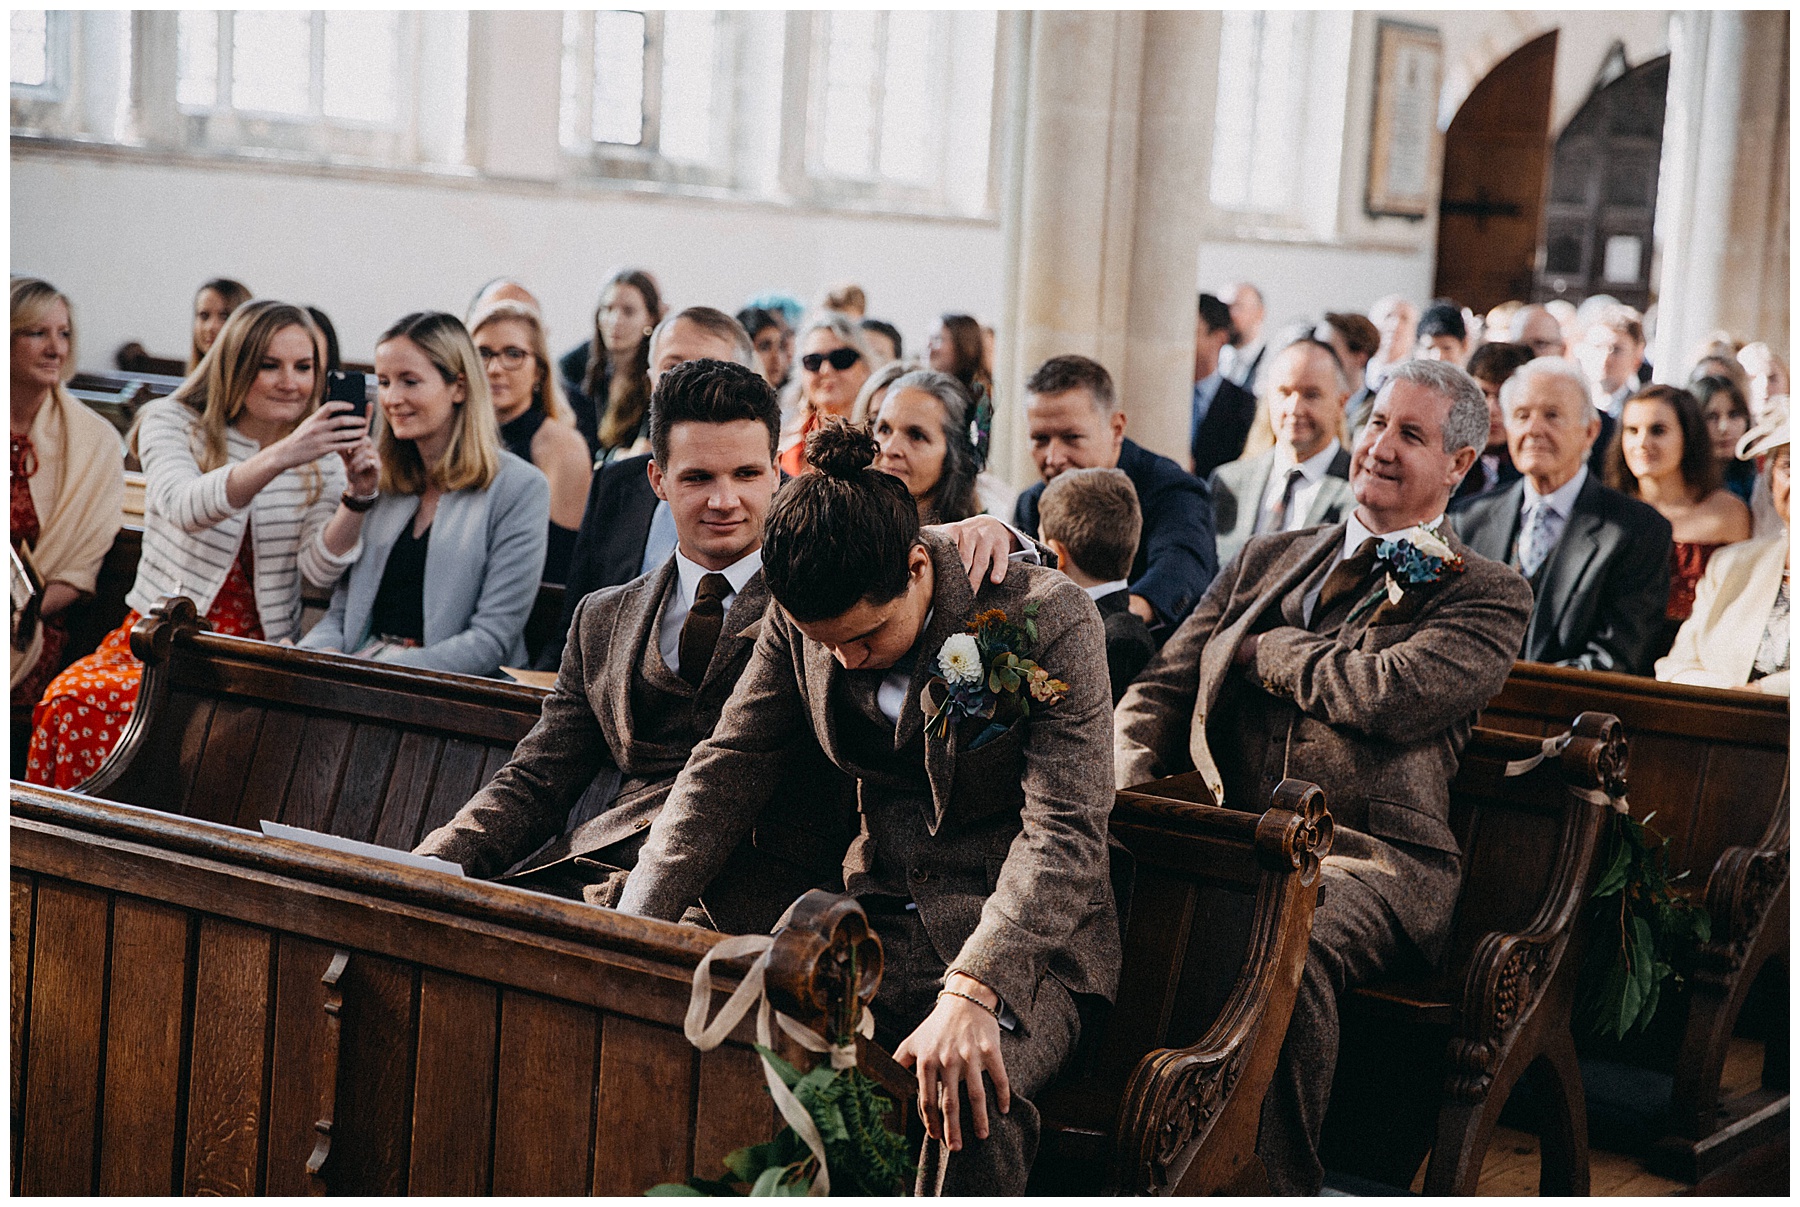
84, 598, 547, 850
1033, 776, 1332, 1196
1483, 662, 1788, 878
11, 786, 886, 1196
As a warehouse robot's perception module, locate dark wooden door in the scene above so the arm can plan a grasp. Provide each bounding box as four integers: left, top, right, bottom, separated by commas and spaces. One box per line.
1534, 55, 1670, 310
1432, 32, 1558, 313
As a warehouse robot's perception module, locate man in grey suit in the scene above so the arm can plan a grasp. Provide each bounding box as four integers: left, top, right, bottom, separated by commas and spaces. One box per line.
1210, 338, 1357, 565
1452, 357, 1673, 675
1116, 358, 1532, 1194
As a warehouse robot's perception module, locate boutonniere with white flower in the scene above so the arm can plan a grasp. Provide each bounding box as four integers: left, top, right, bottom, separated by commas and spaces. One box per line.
1347, 521, 1466, 623
922, 605, 1069, 748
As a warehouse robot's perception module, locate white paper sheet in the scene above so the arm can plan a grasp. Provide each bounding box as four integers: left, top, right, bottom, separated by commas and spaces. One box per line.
259, 820, 466, 876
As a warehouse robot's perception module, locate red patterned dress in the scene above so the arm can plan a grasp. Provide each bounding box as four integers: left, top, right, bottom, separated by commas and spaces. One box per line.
11, 432, 67, 707
26, 537, 265, 789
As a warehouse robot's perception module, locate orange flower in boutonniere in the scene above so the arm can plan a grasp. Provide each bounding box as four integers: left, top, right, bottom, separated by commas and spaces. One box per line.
920, 603, 1068, 747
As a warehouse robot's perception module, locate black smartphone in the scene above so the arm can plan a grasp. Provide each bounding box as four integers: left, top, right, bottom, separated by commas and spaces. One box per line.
326, 370, 368, 419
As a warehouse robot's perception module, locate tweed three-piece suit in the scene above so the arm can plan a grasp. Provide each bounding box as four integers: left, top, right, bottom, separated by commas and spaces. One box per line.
416, 556, 856, 935
1115, 520, 1532, 1194
618, 533, 1122, 1194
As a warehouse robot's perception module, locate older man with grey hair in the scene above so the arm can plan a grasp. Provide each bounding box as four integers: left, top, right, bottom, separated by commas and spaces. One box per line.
1452, 356, 1673, 674
1116, 356, 1532, 1194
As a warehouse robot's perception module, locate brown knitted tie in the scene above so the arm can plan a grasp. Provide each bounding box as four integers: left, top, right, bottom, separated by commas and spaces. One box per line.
1313, 537, 1381, 621
677, 572, 732, 686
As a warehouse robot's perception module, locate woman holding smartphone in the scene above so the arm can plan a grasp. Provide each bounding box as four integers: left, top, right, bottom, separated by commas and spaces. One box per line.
28, 300, 374, 787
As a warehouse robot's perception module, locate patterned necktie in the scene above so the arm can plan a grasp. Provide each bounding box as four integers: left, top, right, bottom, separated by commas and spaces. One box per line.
677, 572, 732, 686
1313, 537, 1381, 623
1517, 504, 1560, 578
1257, 467, 1306, 535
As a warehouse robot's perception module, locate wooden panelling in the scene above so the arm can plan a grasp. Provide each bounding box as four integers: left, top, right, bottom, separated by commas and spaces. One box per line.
692, 1043, 775, 1183
413, 741, 490, 847
279, 714, 355, 831
234, 712, 306, 831
110, 691, 214, 815
19, 880, 110, 1196
371, 732, 445, 851
326, 952, 417, 1194
323, 725, 401, 843
97, 897, 191, 1194
185, 700, 266, 825
182, 918, 272, 1195
491, 990, 600, 1195
11, 873, 36, 1193
263, 936, 338, 1197
594, 1014, 697, 1193
409, 971, 499, 1196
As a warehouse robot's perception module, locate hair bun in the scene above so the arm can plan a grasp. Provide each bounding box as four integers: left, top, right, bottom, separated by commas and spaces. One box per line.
804, 418, 879, 479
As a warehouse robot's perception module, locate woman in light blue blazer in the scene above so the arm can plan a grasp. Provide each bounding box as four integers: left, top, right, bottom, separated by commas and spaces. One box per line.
301, 312, 549, 677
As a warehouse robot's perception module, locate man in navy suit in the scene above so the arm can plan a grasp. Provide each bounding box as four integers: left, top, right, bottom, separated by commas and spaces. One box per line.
1014, 354, 1218, 640
1191, 292, 1259, 478
1452, 357, 1672, 674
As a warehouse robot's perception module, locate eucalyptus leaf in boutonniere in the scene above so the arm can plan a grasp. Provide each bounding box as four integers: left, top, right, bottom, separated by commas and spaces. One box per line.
921, 604, 1069, 749
1346, 520, 1467, 624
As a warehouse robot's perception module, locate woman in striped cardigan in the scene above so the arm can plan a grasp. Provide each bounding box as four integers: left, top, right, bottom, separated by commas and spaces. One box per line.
26, 300, 377, 788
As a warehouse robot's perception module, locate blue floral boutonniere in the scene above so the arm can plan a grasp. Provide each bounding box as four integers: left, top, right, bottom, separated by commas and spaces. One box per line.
1347, 521, 1465, 624
922, 604, 1068, 749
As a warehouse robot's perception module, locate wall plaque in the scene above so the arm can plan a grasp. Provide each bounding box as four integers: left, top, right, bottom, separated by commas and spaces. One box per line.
1366, 20, 1443, 219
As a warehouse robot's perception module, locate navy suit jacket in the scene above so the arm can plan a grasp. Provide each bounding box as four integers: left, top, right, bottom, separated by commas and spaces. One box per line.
1451, 473, 1673, 675
536, 452, 659, 670
1190, 376, 1258, 479
1014, 438, 1218, 637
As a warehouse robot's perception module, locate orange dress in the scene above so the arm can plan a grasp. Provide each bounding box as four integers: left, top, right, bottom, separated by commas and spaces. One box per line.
26, 537, 265, 789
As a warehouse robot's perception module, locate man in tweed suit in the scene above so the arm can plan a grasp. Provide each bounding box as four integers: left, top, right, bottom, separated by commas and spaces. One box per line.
1116, 359, 1532, 1194
620, 425, 1120, 1194
418, 361, 1040, 931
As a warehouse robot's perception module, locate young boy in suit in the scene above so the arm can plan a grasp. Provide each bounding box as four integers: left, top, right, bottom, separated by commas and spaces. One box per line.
1038, 467, 1156, 702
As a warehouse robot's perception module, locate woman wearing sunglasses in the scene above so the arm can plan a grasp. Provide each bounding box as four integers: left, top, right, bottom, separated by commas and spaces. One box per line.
779, 313, 872, 476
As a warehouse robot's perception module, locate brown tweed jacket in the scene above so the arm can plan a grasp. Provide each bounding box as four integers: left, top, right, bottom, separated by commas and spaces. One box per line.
416, 558, 855, 930
1115, 521, 1532, 958
618, 533, 1121, 1032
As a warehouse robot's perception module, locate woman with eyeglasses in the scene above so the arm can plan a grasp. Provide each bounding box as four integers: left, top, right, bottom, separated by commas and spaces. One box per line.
300, 312, 549, 677
779, 313, 872, 476
471, 301, 591, 584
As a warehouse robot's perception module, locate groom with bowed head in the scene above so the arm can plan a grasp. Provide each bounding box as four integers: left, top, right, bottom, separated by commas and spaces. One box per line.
1114, 357, 1532, 1194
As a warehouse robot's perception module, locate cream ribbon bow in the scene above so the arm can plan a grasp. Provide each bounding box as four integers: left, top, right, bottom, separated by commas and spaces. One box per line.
684, 933, 876, 1196
1502, 732, 1629, 813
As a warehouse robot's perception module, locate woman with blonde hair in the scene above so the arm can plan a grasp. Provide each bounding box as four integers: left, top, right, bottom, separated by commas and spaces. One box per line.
10, 278, 125, 709
189, 277, 252, 372
779, 312, 872, 476
301, 312, 548, 677
27, 300, 374, 787
470, 300, 591, 583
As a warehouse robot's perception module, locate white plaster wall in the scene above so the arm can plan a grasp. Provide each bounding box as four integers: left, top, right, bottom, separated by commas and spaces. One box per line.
11, 151, 1004, 370
1196, 239, 1434, 334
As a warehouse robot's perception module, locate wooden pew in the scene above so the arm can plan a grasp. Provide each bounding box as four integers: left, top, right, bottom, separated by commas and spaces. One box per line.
69, 370, 185, 439
1033, 777, 1334, 1195
10, 784, 901, 1195
1317, 714, 1626, 1195
78, 598, 1335, 1194
81, 597, 546, 848
1482, 662, 1788, 1179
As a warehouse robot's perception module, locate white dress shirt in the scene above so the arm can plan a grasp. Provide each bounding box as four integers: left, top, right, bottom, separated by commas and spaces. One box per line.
1518, 465, 1588, 568
1256, 439, 1342, 533
657, 546, 764, 675
1083, 579, 1130, 601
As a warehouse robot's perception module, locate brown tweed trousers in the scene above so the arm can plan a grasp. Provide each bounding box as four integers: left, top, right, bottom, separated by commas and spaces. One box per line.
1116, 520, 1531, 1194
415, 558, 856, 935
618, 533, 1121, 1192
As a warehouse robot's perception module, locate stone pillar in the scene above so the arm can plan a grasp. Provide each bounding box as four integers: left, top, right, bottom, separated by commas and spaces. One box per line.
1652, 10, 1790, 377
992, 11, 1216, 488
